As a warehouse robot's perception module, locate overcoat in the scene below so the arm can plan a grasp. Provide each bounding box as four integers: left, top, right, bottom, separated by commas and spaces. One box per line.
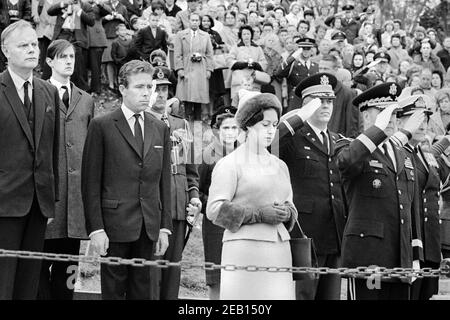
174, 28, 214, 104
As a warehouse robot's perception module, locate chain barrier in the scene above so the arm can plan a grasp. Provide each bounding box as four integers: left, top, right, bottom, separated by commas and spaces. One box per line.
1, 249, 449, 281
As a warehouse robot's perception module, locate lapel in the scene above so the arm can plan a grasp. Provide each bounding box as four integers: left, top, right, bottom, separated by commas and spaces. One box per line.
390, 140, 404, 174
1, 70, 34, 146
67, 82, 82, 118
47, 79, 67, 115
301, 122, 328, 155
33, 78, 47, 150
113, 108, 142, 158
329, 131, 337, 156
143, 112, 154, 158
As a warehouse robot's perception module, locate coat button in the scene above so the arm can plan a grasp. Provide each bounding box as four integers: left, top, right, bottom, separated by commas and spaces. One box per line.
400, 204, 403, 210
307, 156, 310, 159
329, 170, 333, 174
423, 190, 426, 194
331, 195, 335, 200
440, 219, 443, 224
423, 198, 427, 203
138, 162, 142, 166
329, 158, 332, 162
401, 219, 404, 224
398, 190, 402, 195
424, 208, 428, 213
424, 217, 428, 222
360, 233, 364, 237
330, 182, 334, 187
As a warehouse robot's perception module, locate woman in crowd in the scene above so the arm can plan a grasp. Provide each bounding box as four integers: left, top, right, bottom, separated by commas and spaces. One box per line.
206, 90, 297, 300
350, 51, 366, 76
201, 14, 227, 115
428, 89, 450, 143
381, 20, 395, 49
227, 25, 267, 106
397, 60, 411, 88
432, 70, 444, 90
199, 106, 239, 300
221, 10, 239, 48
324, 15, 342, 40
285, 1, 301, 27
341, 44, 355, 70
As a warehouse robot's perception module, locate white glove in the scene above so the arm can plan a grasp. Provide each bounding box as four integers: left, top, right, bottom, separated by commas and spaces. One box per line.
402, 110, 426, 135
291, 48, 303, 60
374, 104, 399, 131
296, 98, 322, 122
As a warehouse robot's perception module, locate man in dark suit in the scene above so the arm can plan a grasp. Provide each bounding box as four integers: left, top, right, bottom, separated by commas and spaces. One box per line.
81, 60, 172, 300
165, 0, 182, 17
335, 83, 426, 300
273, 73, 346, 300
0, 20, 60, 300
274, 37, 319, 111
38, 39, 95, 300
47, 0, 95, 91
134, 11, 168, 61
147, 66, 201, 300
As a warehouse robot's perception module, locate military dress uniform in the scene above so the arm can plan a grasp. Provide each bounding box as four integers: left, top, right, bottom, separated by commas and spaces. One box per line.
148, 67, 200, 300
397, 95, 450, 300
335, 83, 423, 300
274, 73, 347, 300
274, 37, 319, 111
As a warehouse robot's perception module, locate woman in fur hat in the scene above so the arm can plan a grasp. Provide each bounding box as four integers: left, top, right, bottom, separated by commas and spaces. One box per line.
206, 90, 297, 300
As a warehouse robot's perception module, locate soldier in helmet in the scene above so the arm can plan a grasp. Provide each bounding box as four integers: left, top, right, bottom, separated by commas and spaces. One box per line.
335, 83, 427, 299
147, 66, 201, 300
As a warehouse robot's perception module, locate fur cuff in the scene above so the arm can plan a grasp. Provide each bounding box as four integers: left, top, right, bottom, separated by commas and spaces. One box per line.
214, 200, 248, 233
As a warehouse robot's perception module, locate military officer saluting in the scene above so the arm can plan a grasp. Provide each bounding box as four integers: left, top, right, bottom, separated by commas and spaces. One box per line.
147, 67, 201, 300
274, 37, 319, 111
396, 95, 450, 300
335, 83, 426, 300
273, 73, 346, 300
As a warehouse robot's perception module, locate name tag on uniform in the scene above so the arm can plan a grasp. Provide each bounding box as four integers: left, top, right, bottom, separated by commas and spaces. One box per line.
405, 157, 414, 169
369, 160, 383, 168
304, 146, 311, 150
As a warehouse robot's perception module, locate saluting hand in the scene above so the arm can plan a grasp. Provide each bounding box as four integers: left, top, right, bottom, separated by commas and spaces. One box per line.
402, 110, 427, 135
296, 98, 322, 122
374, 104, 399, 131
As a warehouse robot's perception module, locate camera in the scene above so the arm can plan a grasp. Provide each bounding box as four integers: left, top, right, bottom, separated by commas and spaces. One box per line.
190, 52, 202, 63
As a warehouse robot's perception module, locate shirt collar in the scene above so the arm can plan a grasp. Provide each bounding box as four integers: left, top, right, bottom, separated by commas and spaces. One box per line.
307, 120, 327, 138
8, 67, 33, 91
49, 77, 70, 92
148, 109, 166, 120
121, 104, 144, 121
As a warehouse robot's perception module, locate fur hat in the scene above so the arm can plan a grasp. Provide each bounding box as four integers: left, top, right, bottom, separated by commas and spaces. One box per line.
235, 90, 282, 129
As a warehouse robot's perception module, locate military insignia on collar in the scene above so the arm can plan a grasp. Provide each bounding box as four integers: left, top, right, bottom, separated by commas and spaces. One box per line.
373, 179, 382, 189
157, 70, 165, 79
320, 75, 329, 85
405, 157, 414, 169
389, 83, 397, 96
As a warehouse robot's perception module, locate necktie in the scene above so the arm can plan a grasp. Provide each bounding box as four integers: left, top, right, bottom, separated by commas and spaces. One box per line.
320, 131, 329, 154
23, 81, 31, 116
383, 143, 394, 169
133, 114, 144, 156
61, 85, 69, 109
161, 113, 170, 128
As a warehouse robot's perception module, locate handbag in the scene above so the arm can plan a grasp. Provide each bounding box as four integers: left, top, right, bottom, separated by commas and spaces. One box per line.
213, 54, 228, 70
289, 219, 318, 281
252, 70, 271, 85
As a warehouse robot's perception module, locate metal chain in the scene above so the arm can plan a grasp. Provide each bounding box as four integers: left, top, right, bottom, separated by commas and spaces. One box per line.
0, 249, 449, 280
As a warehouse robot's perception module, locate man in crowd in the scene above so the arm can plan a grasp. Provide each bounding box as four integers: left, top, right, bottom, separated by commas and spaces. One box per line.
81, 60, 172, 299
147, 66, 201, 300
0, 20, 60, 300
336, 83, 426, 299
38, 39, 95, 300
274, 73, 346, 300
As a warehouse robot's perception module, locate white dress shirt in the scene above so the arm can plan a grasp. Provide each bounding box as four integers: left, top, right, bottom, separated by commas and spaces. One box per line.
121, 104, 145, 136
8, 67, 33, 105
49, 77, 71, 103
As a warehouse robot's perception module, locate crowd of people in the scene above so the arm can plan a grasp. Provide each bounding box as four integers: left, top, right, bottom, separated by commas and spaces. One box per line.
2, 0, 450, 302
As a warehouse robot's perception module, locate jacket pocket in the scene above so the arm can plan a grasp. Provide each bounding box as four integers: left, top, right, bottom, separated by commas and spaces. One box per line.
101, 199, 119, 209
297, 198, 314, 214
345, 219, 384, 239
358, 166, 389, 198
295, 153, 320, 177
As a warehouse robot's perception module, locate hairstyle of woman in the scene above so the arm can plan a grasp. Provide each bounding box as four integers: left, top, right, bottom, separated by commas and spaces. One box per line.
432, 70, 444, 90
238, 24, 254, 41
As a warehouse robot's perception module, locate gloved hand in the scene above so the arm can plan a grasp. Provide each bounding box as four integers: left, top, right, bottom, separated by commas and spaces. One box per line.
231, 61, 248, 70
249, 62, 263, 71
275, 201, 298, 232
402, 109, 427, 135
297, 98, 322, 122
374, 104, 399, 131
249, 204, 290, 225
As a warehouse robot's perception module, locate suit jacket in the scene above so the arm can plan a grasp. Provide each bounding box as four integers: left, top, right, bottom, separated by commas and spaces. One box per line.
134, 26, 168, 60
100, 2, 128, 39
119, 0, 140, 20
165, 3, 181, 17
0, 0, 31, 31
81, 108, 172, 242
47, 1, 95, 49
275, 115, 346, 255
274, 56, 319, 110
0, 70, 60, 218
46, 82, 94, 239
336, 127, 422, 274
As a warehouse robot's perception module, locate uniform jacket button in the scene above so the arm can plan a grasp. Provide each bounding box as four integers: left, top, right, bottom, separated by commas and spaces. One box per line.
401, 219, 404, 224
360, 233, 364, 238
424, 217, 428, 222
400, 204, 403, 209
